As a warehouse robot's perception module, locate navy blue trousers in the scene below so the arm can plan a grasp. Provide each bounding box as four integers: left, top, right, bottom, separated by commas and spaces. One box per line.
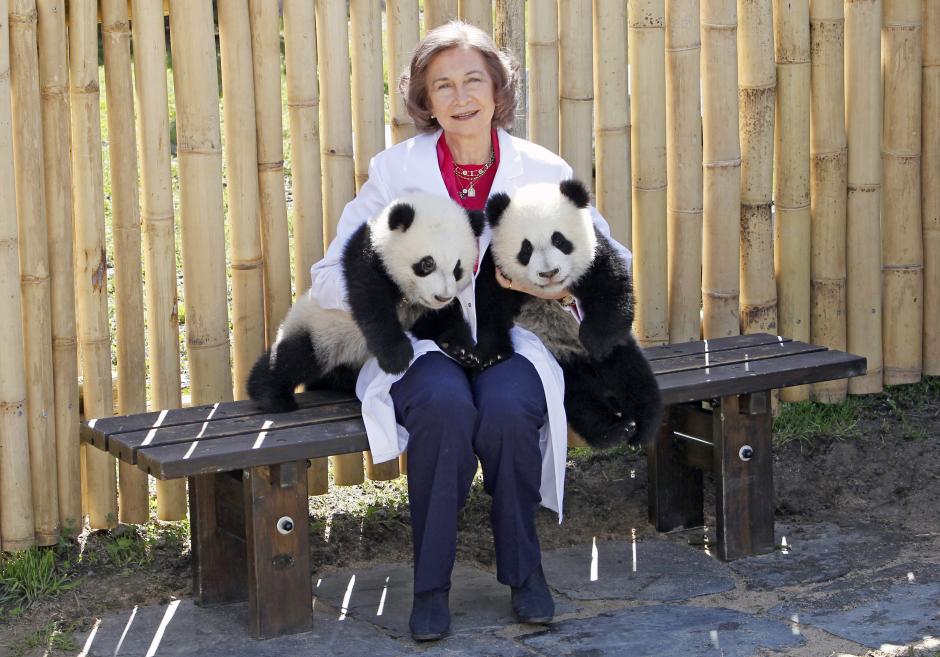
390, 352, 547, 594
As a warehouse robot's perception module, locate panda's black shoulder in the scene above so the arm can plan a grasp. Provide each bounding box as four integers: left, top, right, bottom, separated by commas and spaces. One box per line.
341, 223, 399, 296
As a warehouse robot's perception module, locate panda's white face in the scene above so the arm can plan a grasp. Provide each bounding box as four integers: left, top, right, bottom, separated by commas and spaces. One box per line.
370, 194, 481, 309
488, 182, 597, 295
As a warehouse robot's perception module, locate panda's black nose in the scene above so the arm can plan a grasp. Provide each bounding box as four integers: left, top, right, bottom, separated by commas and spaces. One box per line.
538, 268, 559, 280
434, 294, 453, 303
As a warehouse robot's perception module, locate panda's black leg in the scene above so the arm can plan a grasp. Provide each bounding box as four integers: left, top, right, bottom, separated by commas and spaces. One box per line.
609, 342, 663, 447
561, 361, 632, 448
247, 330, 322, 412
411, 300, 479, 369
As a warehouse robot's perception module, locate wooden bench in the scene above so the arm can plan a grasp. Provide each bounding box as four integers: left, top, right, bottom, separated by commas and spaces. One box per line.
80, 332, 865, 638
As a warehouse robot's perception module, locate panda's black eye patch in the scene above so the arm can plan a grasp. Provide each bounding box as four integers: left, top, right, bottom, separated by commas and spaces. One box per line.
453, 260, 463, 281
517, 239, 533, 266
551, 231, 574, 255
412, 256, 436, 277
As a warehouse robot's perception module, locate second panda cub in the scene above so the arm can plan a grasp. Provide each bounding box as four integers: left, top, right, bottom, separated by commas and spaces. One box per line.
475, 179, 662, 447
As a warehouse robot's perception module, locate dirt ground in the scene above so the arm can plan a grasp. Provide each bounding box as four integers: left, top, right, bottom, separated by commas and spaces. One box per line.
2, 380, 939, 656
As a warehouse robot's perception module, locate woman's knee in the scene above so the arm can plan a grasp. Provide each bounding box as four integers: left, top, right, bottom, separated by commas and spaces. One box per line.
391, 353, 477, 429
474, 355, 547, 428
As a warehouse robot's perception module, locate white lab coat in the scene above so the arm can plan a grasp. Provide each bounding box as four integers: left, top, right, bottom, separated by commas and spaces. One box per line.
309, 127, 632, 519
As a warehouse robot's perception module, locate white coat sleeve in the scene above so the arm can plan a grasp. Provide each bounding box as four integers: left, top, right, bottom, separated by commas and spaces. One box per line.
309, 157, 394, 311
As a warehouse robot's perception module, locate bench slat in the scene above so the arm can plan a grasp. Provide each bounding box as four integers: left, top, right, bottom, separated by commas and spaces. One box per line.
649, 340, 825, 376
643, 333, 792, 362
137, 419, 370, 479
108, 400, 364, 464
657, 349, 866, 405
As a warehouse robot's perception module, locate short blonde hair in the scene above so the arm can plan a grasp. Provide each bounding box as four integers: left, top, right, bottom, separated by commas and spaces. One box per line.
399, 21, 519, 134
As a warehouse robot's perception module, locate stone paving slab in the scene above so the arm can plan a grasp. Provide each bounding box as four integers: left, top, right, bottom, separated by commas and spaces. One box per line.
730, 522, 913, 589
541, 538, 735, 601
519, 604, 804, 657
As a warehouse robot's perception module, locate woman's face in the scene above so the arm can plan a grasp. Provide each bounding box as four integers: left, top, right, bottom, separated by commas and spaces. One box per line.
425, 46, 496, 143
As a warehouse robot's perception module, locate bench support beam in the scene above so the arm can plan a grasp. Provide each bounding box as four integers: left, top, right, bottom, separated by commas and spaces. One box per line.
189, 473, 249, 605
647, 405, 705, 531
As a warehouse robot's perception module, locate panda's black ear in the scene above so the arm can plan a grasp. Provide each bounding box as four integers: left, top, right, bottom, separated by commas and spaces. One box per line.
485, 192, 511, 227
560, 179, 590, 209
387, 202, 416, 232
466, 210, 485, 237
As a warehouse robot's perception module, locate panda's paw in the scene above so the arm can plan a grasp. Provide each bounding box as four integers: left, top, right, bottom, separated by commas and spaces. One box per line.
477, 349, 513, 371
378, 341, 414, 375
439, 341, 481, 370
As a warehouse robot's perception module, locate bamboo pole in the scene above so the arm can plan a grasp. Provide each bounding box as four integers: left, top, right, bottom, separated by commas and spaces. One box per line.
701, 0, 742, 339
881, 0, 923, 385
924, 0, 940, 375
248, 0, 292, 351
559, 0, 593, 186
495, 0, 525, 137
526, 1, 559, 154
594, 0, 631, 252
425, 0, 458, 31
387, 0, 419, 145
37, 0, 81, 531
316, 0, 363, 487
845, 0, 882, 394
69, 0, 117, 530
101, 0, 149, 523
130, 0, 186, 519
773, 0, 811, 402
628, 0, 668, 347
0, 0, 36, 552
283, 0, 329, 495
12, 0, 59, 544
459, 0, 492, 34
737, 0, 776, 338
219, 0, 265, 406
665, 0, 703, 343
808, 0, 847, 402
168, 0, 234, 407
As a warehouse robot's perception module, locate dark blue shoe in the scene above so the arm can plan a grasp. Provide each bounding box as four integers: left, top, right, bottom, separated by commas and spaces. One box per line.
511, 564, 554, 624
410, 588, 450, 641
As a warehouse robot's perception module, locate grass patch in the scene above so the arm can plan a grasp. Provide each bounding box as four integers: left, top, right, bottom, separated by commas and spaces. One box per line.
0, 548, 73, 611
8, 618, 80, 657
773, 397, 863, 449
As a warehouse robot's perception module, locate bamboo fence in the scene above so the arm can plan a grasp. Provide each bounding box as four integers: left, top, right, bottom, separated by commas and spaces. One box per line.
737, 0, 776, 338
2, 0, 940, 547
628, 0, 668, 347
808, 0, 847, 403
881, 1, 923, 386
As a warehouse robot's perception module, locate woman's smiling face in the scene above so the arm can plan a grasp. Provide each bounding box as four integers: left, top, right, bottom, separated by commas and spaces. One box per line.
425, 46, 496, 145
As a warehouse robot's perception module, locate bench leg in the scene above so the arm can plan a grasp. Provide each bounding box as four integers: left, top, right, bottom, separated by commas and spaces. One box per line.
647, 405, 704, 531
189, 473, 249, 605
244, 461, 312, 638
712, 393, 775, 560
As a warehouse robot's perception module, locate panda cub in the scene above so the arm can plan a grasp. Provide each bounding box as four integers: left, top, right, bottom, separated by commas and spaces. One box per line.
248, 194, 483, 412
475, 179, 662, 448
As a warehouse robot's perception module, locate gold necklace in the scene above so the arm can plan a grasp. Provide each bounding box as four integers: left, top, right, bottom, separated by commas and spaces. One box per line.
454, 146, 495, 199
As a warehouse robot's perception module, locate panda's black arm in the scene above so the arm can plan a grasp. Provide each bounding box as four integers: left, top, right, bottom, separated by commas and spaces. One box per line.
474, 249, 524, 368
568, 229, 635, 360
342, 227, 414, 375
409, 300, 479, 369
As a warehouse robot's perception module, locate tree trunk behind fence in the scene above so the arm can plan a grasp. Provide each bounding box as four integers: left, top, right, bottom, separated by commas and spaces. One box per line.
102, 0, 149, 523
665, 0, 703, 343
924, 0, 940, 375
808, 0, 848, 403
881, 1, 923, 385
559, 0, 593, 187
459, 0, 493, 34
249, 0, 292, 349
629, 0, 668, 347
387, 0, 419, 144
737, 0, 776, 337
219, 0, 266, 404
773, 0, 811, 402
526, 2, 558, 154
37, 0, 81, 531
701, 0, 741, 339
0, 0, 36, 552
131, 0, 187, 519
495, 0, 525, 137
845, 0, 883, 394
425, 0, 457, 31
168, 0, 234, 409
316, 0, 363, 487
594, 0, 631, 251
70, 0, 117, 530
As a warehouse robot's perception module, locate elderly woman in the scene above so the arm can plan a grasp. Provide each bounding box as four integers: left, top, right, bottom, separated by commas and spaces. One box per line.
310, 22, 631, 641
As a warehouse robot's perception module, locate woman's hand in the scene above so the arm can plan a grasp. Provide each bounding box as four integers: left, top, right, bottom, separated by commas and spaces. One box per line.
495, 267, 571, 301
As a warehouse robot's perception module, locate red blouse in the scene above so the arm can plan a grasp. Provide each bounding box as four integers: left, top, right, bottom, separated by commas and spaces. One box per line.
436, 129, 501, 212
